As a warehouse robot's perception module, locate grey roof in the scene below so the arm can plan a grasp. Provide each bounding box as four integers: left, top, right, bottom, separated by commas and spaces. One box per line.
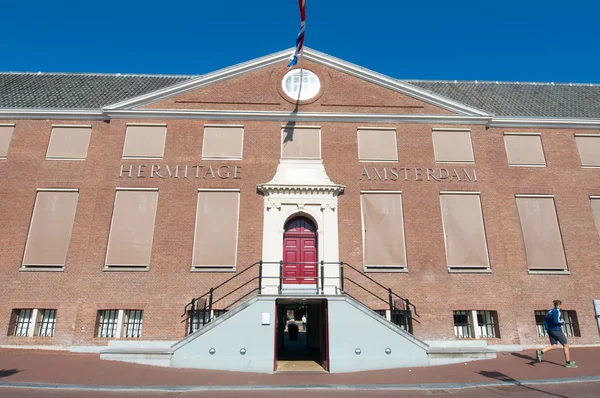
2, 71, 600, 119
404, 80, 600, 119
0, 72, 194, 109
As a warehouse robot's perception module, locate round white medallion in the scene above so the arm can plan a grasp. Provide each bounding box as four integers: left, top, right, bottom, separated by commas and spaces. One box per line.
281, 69, 320, 101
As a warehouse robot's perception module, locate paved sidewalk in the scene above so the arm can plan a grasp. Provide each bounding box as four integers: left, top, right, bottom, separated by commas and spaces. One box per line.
0, 347, 599, 389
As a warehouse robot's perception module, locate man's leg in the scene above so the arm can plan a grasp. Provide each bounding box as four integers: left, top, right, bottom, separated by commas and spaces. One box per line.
563, 343, 571, 362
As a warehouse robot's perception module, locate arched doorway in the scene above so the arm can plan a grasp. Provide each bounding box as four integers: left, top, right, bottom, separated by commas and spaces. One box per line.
282, 217, 317, 285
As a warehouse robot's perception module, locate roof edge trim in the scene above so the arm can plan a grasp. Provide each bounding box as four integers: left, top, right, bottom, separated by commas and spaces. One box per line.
0, 108, 106, 120
489, 116, 600, 130
103, 49, 295, 110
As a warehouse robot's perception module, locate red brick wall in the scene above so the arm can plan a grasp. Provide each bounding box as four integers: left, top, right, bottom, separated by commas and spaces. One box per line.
0, 69, 599, 348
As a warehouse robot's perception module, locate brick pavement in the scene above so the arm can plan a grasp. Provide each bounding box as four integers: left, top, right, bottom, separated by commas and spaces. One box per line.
0, 347, 599, 387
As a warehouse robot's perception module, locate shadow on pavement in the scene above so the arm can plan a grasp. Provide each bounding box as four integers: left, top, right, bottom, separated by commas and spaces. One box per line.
510, 352, 564, 368
479, 370, 569, 398
0, 369, 20, 378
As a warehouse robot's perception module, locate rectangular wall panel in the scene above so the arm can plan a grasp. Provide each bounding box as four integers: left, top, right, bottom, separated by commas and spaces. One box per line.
46, 126, 92, 159
516, 196, 567, 270
22, 191, 79, 267
105, 190, 158, 267
192, 191, 240, 268
281, 127, 321, 159
361, 193, 407, 267
357, 129, 398, 161
202, 126, 243, 159
440, 193, 489, 268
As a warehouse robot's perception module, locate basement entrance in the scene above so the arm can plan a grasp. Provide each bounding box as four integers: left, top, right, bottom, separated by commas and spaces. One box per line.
274, 299, 329, 372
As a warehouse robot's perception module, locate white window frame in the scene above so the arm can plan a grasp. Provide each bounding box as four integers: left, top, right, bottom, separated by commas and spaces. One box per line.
97, 309, 143, 339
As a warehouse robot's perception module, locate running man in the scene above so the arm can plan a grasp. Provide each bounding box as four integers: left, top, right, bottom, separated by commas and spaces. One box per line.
536, 300, 577, 368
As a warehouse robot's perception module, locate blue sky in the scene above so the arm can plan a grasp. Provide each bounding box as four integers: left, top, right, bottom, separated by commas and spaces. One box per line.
2, 1, 599, 83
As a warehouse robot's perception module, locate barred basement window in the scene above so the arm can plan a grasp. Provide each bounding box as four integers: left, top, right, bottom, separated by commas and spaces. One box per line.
454, 310, 500, 339
454, 310, 473, 338
123, 310, 143, 338
12, 309, 33, 337
375, 309, 411, 333
38, 309, 57, 337
536, 310, 580, 337
535, 310, 548, 337
477, 311, 500, 338
187, 309, 228, 334
97, 310, 119, 338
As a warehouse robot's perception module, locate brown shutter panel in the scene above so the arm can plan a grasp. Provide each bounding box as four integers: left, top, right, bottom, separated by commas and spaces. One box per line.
46, 126, 92, 159
192, 191, 240, 268
22, 191, 79, 267
515, 197, 568, 270
439, 194, 490, 268
357, 129, 398, 161
504, 134, 546, 166
0, 125, 15, 158
281, 127, 321, 159
432, 130, 474, 163
361, 193, 407, 267
105, 190, 158, 267
590, 198, 600, 239
202, 126, 243, 159
575, 136, 600, 167
122, 125, 167, 158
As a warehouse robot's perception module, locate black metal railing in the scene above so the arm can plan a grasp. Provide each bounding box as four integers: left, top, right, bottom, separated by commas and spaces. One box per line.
182, 260, 418, 335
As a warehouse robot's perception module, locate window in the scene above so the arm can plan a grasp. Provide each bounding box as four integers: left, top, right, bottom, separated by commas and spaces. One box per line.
202, 125, 243, 160
439, 193, 490, 270
8, 308, 57, 337
503, 133, 546, 166
575, 134, 600, 167
590, 197, 600, 240
281, 69, 320, 101
105, 189, 159, 269
46, 126, 92, 160
360, 192, 407, 271
454, 310, 499, 338
375, 309, 411, 333
535, 310, 580, 337
37, 309, 57, 337
187, 309, 228, 334
432, 129, 474, 163
123, 310, 143, 338
22, 190, 79, 269
515, 195, 568, 272
357, 128, 398, 161
122, 125, 167, 159
192, 190, 240, 270
281, 127, 321, 159
0, 124, 15, 158
96, 309, 143, 338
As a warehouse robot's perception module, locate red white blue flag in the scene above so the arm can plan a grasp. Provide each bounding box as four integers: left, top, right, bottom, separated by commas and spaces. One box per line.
288, 0, 306, 67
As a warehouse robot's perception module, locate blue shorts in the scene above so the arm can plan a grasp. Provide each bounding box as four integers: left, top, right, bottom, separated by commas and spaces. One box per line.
548, 330, 568, 346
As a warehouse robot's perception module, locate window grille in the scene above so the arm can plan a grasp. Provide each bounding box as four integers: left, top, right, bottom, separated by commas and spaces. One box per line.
187, 309, 227, 335
97, 310, 119, 338
38, 309, 57, 337
477, 310, 499, 338
453, 310, 473, 338
13, 309, 33, 337
535, 310, 581, 338
123, 310, 143, 338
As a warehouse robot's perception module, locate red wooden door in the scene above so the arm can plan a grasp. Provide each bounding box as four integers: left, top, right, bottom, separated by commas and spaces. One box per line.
283, 218, 317, 285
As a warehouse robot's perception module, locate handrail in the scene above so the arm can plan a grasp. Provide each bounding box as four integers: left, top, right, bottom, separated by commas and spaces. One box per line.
182, 259, 418, 335
341, 262, 418, 316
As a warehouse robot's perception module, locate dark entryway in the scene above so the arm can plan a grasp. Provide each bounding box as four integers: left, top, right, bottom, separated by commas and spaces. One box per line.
282, 217, 317, 285
274, 299, 329, 372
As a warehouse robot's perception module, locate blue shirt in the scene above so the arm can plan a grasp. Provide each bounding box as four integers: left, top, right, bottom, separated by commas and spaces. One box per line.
544, 307, 564, 332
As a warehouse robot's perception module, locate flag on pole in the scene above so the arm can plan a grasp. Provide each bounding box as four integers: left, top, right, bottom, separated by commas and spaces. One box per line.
288, 0, 306, 67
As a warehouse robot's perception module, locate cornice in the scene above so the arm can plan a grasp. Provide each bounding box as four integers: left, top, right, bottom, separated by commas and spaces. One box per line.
303, 49, 490, 117
0, 108, 106, 120
488, 116, 600, 130
103, 49, 294, 111
104, 109, 491, 125
2, 108, 600, 130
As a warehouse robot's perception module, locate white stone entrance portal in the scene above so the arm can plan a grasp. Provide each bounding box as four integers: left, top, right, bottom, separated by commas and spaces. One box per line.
257, 160, 345, 295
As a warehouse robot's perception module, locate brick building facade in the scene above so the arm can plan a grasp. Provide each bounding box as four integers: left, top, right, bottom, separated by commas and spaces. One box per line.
1, 48, 599, 356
